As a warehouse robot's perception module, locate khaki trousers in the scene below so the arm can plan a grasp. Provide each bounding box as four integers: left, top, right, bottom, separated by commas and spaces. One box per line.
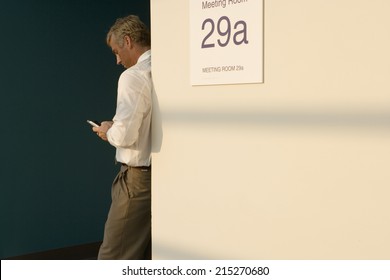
98, 165, 151, 260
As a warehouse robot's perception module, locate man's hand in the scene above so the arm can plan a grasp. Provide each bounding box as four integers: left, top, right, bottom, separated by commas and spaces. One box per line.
92, 121, 113, 141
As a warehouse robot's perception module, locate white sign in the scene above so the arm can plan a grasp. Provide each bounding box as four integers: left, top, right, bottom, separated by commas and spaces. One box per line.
190, 0, 264, 86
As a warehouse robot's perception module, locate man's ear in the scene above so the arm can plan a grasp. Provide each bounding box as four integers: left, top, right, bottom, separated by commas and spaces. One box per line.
123, 35, 132, 48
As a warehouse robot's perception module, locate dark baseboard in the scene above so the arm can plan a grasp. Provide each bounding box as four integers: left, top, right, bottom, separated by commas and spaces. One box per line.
5, 241, 102, 260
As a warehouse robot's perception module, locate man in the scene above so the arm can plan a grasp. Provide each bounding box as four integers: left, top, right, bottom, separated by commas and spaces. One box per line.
92, 15, 153, 260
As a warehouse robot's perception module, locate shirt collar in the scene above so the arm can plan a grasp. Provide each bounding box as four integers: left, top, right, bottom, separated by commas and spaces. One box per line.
137, 49, 151, 64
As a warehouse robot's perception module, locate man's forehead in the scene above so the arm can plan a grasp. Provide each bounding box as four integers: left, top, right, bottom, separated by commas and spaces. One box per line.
109, 36, 119, 50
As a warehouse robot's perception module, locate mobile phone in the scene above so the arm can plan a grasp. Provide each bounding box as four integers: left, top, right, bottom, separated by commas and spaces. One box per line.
87, 120, 101, 127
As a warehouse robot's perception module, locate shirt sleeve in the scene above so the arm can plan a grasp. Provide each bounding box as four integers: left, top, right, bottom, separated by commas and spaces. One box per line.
106, 70, 151, 148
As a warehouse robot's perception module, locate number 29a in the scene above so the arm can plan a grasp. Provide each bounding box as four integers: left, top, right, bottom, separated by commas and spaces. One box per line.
201, 16, 248, 49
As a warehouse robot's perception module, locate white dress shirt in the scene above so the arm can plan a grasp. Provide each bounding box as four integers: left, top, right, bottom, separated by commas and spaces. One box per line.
107, 50, 153, 167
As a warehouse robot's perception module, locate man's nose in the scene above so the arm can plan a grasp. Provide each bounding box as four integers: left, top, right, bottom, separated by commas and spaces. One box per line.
116, 55, 121, 65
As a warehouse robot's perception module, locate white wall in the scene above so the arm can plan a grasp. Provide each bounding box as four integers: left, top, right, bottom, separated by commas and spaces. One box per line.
151, 0, 390, 259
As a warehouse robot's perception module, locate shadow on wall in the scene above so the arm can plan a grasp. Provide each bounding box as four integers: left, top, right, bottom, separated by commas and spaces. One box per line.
152, 243, 211, 260
152, 88, 163, 153
162, 108, 390, 129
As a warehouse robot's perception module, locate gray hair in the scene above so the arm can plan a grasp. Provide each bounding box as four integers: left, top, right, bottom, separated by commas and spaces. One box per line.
106, 15, 150, 47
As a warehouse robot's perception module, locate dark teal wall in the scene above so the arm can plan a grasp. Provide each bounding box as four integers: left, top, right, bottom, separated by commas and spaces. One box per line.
0, 0, 150, 259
